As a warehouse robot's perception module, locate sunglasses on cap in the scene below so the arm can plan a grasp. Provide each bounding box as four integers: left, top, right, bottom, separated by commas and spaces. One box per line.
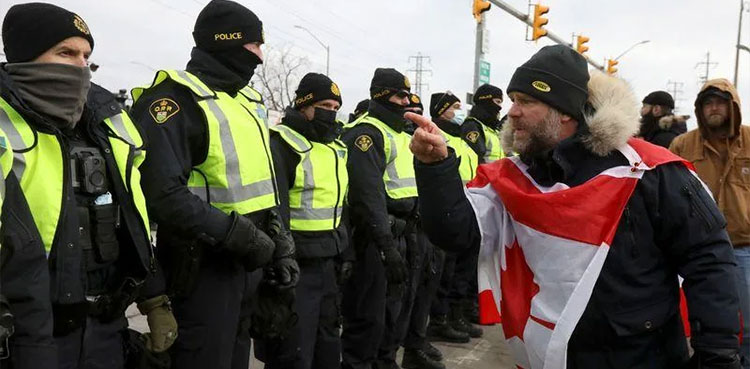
394, 90, 410, 99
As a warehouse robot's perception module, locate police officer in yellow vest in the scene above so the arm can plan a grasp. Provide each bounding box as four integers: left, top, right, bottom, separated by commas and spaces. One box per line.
261, 73, 348, 369
427, 92, 483, 344
340, 68, 412, 369
0, 3, 177, 368
129, 1, 298, 368
462, 84, 505, 163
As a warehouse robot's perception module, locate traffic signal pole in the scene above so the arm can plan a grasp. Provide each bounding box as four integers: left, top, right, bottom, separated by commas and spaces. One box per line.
473, 13, 487, 91
485, 0, 605, 71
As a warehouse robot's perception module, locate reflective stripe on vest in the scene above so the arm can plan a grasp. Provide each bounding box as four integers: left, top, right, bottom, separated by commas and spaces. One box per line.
482, 123, 504, 163
0, 114, 14, 227
133, 70, 277, 215
0, 97, 150, 252
443, 131, 479, 184
359, 117, 418, 199
272, 124, 348, 231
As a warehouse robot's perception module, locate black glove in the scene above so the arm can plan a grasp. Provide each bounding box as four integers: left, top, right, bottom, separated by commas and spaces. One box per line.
684, 349, 741, 369
222, 212, 275, 271
0, 295, 13, 359
250, 282, 297, 341
381, 246, 408, 284
336, 260, 354, 286
388, 215, 408, 238
264, 212, 300, 290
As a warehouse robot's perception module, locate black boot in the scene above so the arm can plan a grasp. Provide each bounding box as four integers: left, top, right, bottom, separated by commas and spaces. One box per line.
423, 342, 444, 362
427, 314, 470, 343
450, 307, 483, 338
463, 299, 481, 325
374, 359, 401, 369
402, 348, 446, 369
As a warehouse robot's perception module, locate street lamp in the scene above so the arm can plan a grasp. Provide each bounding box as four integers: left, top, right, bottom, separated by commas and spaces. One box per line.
614, 40, 650, 61
294, 25, 330, 76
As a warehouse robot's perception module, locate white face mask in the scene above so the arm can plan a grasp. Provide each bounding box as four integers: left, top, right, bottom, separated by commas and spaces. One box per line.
450, 109, 467, 126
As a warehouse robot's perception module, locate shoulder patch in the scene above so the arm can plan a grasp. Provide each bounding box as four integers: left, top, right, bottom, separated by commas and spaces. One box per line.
149, 98, 180, 124
466, 131, 480, 143
355, 135, 373, 152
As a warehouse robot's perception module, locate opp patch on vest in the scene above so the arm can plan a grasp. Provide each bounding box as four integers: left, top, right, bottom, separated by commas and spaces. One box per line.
149, 98, 180, 124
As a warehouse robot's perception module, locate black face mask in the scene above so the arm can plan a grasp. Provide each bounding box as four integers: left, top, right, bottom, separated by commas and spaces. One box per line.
311, 107, 341, 143
212, 47, 263, 82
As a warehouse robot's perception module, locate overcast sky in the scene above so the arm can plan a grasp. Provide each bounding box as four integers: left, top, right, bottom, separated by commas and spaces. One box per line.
1, 0, 747, 130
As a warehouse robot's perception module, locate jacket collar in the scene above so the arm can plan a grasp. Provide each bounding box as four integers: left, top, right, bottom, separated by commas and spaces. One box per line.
368, 100, 406, 133
434, 118, 462, 137
186, 48, 247, 96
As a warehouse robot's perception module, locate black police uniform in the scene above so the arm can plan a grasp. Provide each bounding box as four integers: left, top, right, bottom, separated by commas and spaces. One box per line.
0, 74, 161, 369
416, 127, 741, 368
340, 101, 417, 369
130, 48, 278, 369
261, 108, 349, 369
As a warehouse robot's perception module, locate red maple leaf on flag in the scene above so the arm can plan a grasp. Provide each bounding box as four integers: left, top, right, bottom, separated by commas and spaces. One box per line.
500, 238, 542, 341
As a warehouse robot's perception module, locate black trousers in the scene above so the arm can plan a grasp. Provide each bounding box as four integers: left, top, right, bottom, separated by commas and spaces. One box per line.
56, 316, 127, 369
341, 243, 387, 369
262, 257, 342, 369
168, 254, 250, 369
404, 233, 442, 350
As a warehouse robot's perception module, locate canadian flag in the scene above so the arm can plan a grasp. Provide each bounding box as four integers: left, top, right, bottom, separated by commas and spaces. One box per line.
467, 139, 691, 369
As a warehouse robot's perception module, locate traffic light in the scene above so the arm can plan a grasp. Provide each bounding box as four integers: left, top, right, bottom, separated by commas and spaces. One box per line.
607, 59, 619, 75
472, 0, 492, 23
532, 4, 549, 41
576, 35, 590, 55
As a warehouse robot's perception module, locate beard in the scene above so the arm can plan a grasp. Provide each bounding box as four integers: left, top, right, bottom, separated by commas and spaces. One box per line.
705, 113, 727, 128
502, 109, 563, 157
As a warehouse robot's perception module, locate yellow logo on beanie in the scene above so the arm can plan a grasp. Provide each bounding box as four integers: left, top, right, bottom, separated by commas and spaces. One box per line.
404, 76, 411, 89
214, 32, 243, 41
331, 83, 341, 97
411, 95, 420, 104
73, 15, 90, 35
532, 81, 551, 92
295, 93, 314, 106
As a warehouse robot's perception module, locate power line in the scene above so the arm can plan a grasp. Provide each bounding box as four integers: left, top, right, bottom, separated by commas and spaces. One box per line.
407, 53, 432, 98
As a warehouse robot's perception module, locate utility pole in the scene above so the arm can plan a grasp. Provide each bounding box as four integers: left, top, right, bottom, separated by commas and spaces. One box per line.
408, 53, 432, 98
696, 52, 718, 85
473, 12, 489, 92
666, 80, 685, 112
734, 0, 747, 87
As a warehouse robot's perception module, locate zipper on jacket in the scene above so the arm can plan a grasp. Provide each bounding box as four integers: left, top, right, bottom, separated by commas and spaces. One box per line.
682, 185, 716, 232
328, 144, 343, 235
242, 104, 280, 206
623, 207, 639, 258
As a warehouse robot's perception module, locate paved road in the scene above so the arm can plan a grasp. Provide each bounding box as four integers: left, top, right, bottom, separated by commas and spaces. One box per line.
127, 306, 515, 368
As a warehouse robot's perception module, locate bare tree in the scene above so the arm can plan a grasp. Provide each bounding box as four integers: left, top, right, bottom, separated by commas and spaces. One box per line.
252, 44, 310, 112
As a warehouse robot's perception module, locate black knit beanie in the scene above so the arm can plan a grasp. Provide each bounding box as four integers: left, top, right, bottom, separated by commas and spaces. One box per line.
2, 2, 95, 63
408, 94, 424, 112
642, 91, 674, 109
473, 84, 504, 105
293, 73, 342, 109
507, 45, 589, 121
370, 68, 410, 101
193, 0, 264, 51
430, 92, 460, 118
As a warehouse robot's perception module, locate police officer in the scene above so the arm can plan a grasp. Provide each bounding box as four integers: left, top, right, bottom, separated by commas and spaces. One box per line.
348, 99, 370, 124
262, 72, 348, 369
462, 84, 505, 163
0, 3, 177, 368
340, 68, 412, 369
425, 92, 482, 343
129, 1, 298, 368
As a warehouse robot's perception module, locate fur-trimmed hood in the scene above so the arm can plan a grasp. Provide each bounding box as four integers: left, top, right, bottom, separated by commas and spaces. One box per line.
500, 70, 643, 156
658, 114, 690, 130
580, 71, 641, 156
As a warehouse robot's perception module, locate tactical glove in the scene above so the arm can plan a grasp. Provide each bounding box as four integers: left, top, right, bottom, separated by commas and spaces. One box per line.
265, 231, 300, 290
381, 246, 408, 284
137, 295, 178, 353
222, 212, 275, 271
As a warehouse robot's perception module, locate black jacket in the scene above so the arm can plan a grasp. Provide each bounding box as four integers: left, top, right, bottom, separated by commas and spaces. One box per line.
341, 101, 417, 252
270, 108, 348, 260
638, 114, 688, 149
417, 137, 738, 366
130, 48, 282, 252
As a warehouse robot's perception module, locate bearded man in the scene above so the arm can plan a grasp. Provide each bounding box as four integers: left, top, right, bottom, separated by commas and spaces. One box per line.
408, 45, 741, 369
